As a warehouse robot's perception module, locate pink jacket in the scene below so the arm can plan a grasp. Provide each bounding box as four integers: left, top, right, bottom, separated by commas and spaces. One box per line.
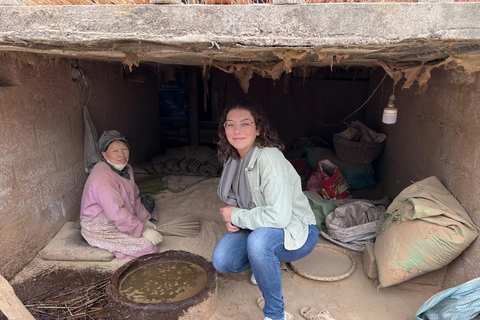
80, 161, 150, 238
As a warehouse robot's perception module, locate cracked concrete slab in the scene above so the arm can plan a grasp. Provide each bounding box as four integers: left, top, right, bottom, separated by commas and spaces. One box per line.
0, 3, 479, 66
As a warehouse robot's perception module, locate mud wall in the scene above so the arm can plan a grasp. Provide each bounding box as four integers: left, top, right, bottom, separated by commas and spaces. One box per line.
79, 61, 161, 165
0, 52, 161, 279
365, 67, 480, 289
209, 68, 370, 149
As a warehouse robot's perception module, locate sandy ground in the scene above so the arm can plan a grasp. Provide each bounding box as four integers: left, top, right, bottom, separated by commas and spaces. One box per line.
10, 177, 441, 320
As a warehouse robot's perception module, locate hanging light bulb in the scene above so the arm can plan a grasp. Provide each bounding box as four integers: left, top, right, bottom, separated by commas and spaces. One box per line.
383, 94, 397, 124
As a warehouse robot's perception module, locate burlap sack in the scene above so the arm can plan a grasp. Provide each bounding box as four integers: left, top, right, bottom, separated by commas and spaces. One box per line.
374, 176, 478, 288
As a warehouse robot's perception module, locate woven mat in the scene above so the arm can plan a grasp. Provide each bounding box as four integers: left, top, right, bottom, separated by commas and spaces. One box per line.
290, 243, 355, 281
136, 173, 166, 197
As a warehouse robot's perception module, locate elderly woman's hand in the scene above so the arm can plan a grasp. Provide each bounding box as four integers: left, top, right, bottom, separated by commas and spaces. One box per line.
142, 228, 163, 245
145, 220, 157, 230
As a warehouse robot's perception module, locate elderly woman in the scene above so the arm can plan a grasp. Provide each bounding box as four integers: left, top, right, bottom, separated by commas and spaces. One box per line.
80, 130, 162, 259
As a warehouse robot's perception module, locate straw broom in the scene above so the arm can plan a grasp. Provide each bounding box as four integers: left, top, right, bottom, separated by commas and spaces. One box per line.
155, 213, 200, 237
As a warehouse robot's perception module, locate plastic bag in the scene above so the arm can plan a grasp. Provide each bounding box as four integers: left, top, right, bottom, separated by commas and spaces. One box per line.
83, 105, 101, 174
305, 147, 376, 190
415, 277, 480, 320
321, 201, 386, 252
304, 191, 337, 233
306, 159, 350, 200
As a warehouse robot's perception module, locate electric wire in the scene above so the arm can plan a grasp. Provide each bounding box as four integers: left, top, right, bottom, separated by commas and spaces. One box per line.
308, 72, 389, 127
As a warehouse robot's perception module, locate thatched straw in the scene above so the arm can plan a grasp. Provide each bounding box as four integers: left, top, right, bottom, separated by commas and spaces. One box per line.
156, 214, 201, 237
24, 278, 110, 319
149, 146, 222, 177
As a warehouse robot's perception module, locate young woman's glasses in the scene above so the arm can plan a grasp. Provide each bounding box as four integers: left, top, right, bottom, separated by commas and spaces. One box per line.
223, 120, 255, 132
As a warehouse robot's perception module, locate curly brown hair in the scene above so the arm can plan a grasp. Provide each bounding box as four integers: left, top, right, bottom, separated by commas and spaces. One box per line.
217, 99, 285, 163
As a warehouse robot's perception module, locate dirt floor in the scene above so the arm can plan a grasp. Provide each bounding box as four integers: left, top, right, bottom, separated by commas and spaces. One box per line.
4, 177, 443, 320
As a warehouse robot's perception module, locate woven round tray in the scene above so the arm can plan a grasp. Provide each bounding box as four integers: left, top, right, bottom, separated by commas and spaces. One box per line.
289, 243, 355, 281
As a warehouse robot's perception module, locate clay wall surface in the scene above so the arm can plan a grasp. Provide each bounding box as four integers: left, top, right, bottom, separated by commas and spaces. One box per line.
209, 68, 370, 149
0, 53, 161, 279
79, 61, 162, 164
365, 67, 480, 289
2, 47, 479, 288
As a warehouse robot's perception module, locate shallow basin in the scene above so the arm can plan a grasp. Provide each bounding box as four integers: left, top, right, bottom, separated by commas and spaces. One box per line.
106, 250, 217, 320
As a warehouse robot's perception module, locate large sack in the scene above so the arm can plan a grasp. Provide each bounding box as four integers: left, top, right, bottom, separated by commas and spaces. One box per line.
375, 176, 478, 288
321, 201, 386, 252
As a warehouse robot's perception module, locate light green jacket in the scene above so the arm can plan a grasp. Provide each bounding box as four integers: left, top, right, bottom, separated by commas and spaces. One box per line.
230, 147, 317, 250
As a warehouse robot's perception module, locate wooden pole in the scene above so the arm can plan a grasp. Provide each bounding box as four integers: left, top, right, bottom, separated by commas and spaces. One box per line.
0, 274, 35, 320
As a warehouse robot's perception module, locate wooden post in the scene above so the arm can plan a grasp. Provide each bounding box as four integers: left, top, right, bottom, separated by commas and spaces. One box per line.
0, 274, 35, 320
188, 67, 199, 146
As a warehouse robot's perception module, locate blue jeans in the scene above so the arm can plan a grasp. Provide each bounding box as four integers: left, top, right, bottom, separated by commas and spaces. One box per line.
212, 225, 319, 320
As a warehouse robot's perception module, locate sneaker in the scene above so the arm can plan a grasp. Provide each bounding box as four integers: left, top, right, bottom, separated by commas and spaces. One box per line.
258, 297, 294, 320
264, 311, 294, 320
284, 312, 294, 320
250, 273, 257, 285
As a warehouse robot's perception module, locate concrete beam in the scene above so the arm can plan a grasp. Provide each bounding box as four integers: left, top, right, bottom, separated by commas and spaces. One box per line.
0, 0, 25, 5
0, 3, 479, 65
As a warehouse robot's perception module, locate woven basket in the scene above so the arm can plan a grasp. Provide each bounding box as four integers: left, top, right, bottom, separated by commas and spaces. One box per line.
289, 243, 355, 281
333, 135, 385, 164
